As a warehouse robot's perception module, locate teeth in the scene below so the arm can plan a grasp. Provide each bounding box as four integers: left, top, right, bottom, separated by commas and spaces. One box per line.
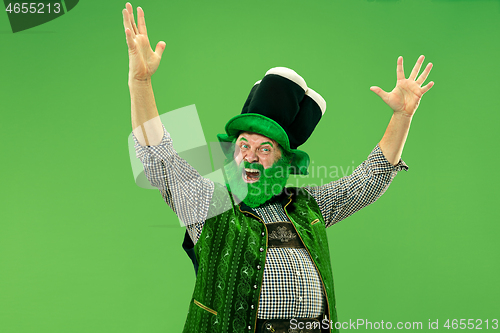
245, 168, 260, 173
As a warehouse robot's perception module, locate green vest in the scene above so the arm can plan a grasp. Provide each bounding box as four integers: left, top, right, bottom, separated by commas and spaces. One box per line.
182, 186, 339, 333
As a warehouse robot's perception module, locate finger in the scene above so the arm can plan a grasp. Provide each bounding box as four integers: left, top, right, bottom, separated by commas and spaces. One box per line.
421, 81, 434, 94
409, 55, 424, 81
137, 6, 148, 35
122, 8, 135, 38
125, 28, 135, 51
397, 56, 405, 81
155, 41, 166, 58
126, 2, 139, 35
370, 86, 390, 103
416, 62, 433, 86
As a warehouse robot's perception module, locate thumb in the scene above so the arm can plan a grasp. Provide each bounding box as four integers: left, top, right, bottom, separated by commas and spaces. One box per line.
155, 41, 166, 58
370, 86, 389, 103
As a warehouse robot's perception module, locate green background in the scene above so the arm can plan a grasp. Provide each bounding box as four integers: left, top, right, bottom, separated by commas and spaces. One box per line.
1, 0, 499, 332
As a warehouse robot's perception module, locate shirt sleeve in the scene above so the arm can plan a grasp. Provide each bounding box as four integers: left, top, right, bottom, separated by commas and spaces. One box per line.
303, 143, 408, 228
132, 123, 214, 242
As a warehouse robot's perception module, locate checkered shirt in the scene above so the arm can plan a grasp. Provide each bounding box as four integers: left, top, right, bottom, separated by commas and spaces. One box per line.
133, 124, 408, 319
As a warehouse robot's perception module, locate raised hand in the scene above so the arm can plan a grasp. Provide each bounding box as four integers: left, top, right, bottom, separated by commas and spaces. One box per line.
122, 2, 165, 81
370, 55, 434, 117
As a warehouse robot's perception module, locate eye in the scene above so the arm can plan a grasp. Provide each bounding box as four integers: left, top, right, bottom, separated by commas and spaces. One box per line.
260, 147, 271, 153
241, 144, 249, 149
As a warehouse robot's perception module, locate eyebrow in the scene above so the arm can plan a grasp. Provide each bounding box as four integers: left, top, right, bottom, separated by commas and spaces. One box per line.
260, 141, 274, 148
238, 137, 274, 148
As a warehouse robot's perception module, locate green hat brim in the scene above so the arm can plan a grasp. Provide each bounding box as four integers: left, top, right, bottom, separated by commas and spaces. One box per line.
217, 113, 310, 175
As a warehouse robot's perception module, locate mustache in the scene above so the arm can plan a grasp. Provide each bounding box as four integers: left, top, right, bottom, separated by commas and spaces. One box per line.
243, 161, 265, 171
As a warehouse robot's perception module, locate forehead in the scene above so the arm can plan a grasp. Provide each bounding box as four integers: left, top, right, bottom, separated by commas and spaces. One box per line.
236, 132, 277, 145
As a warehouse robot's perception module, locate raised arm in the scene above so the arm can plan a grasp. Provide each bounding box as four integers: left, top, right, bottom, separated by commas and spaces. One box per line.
123, 2, 166, 146
123, 3, 217, 241
307, 56, 434, 227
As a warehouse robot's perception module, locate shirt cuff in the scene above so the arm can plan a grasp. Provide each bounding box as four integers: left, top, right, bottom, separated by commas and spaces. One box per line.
132, 123, 172, 159
366, 143, 409, 174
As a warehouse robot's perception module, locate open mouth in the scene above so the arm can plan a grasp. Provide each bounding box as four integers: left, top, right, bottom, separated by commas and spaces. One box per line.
242, 168, 261, 183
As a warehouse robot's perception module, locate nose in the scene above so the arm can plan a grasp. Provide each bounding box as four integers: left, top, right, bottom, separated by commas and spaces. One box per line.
243, 149, 259, 164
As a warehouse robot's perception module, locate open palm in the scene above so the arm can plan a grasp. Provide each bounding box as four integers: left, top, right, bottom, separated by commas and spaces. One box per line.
122, 3, 165, 81
370, 55, 434, 117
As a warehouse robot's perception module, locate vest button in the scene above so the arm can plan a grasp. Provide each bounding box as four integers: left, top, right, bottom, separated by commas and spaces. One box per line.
251, 304, 255, 309
257, 265, 261, 270
253, 284, 258, 289
247, 325, 252, 330
259, 247, 264, 252
261, 232, 265, 236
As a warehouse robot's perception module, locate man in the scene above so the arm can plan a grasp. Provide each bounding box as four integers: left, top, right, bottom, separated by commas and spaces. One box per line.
123, 3, 434, 333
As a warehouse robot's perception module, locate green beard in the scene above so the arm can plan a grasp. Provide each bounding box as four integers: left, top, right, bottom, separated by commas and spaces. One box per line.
223, 154, 292, 208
